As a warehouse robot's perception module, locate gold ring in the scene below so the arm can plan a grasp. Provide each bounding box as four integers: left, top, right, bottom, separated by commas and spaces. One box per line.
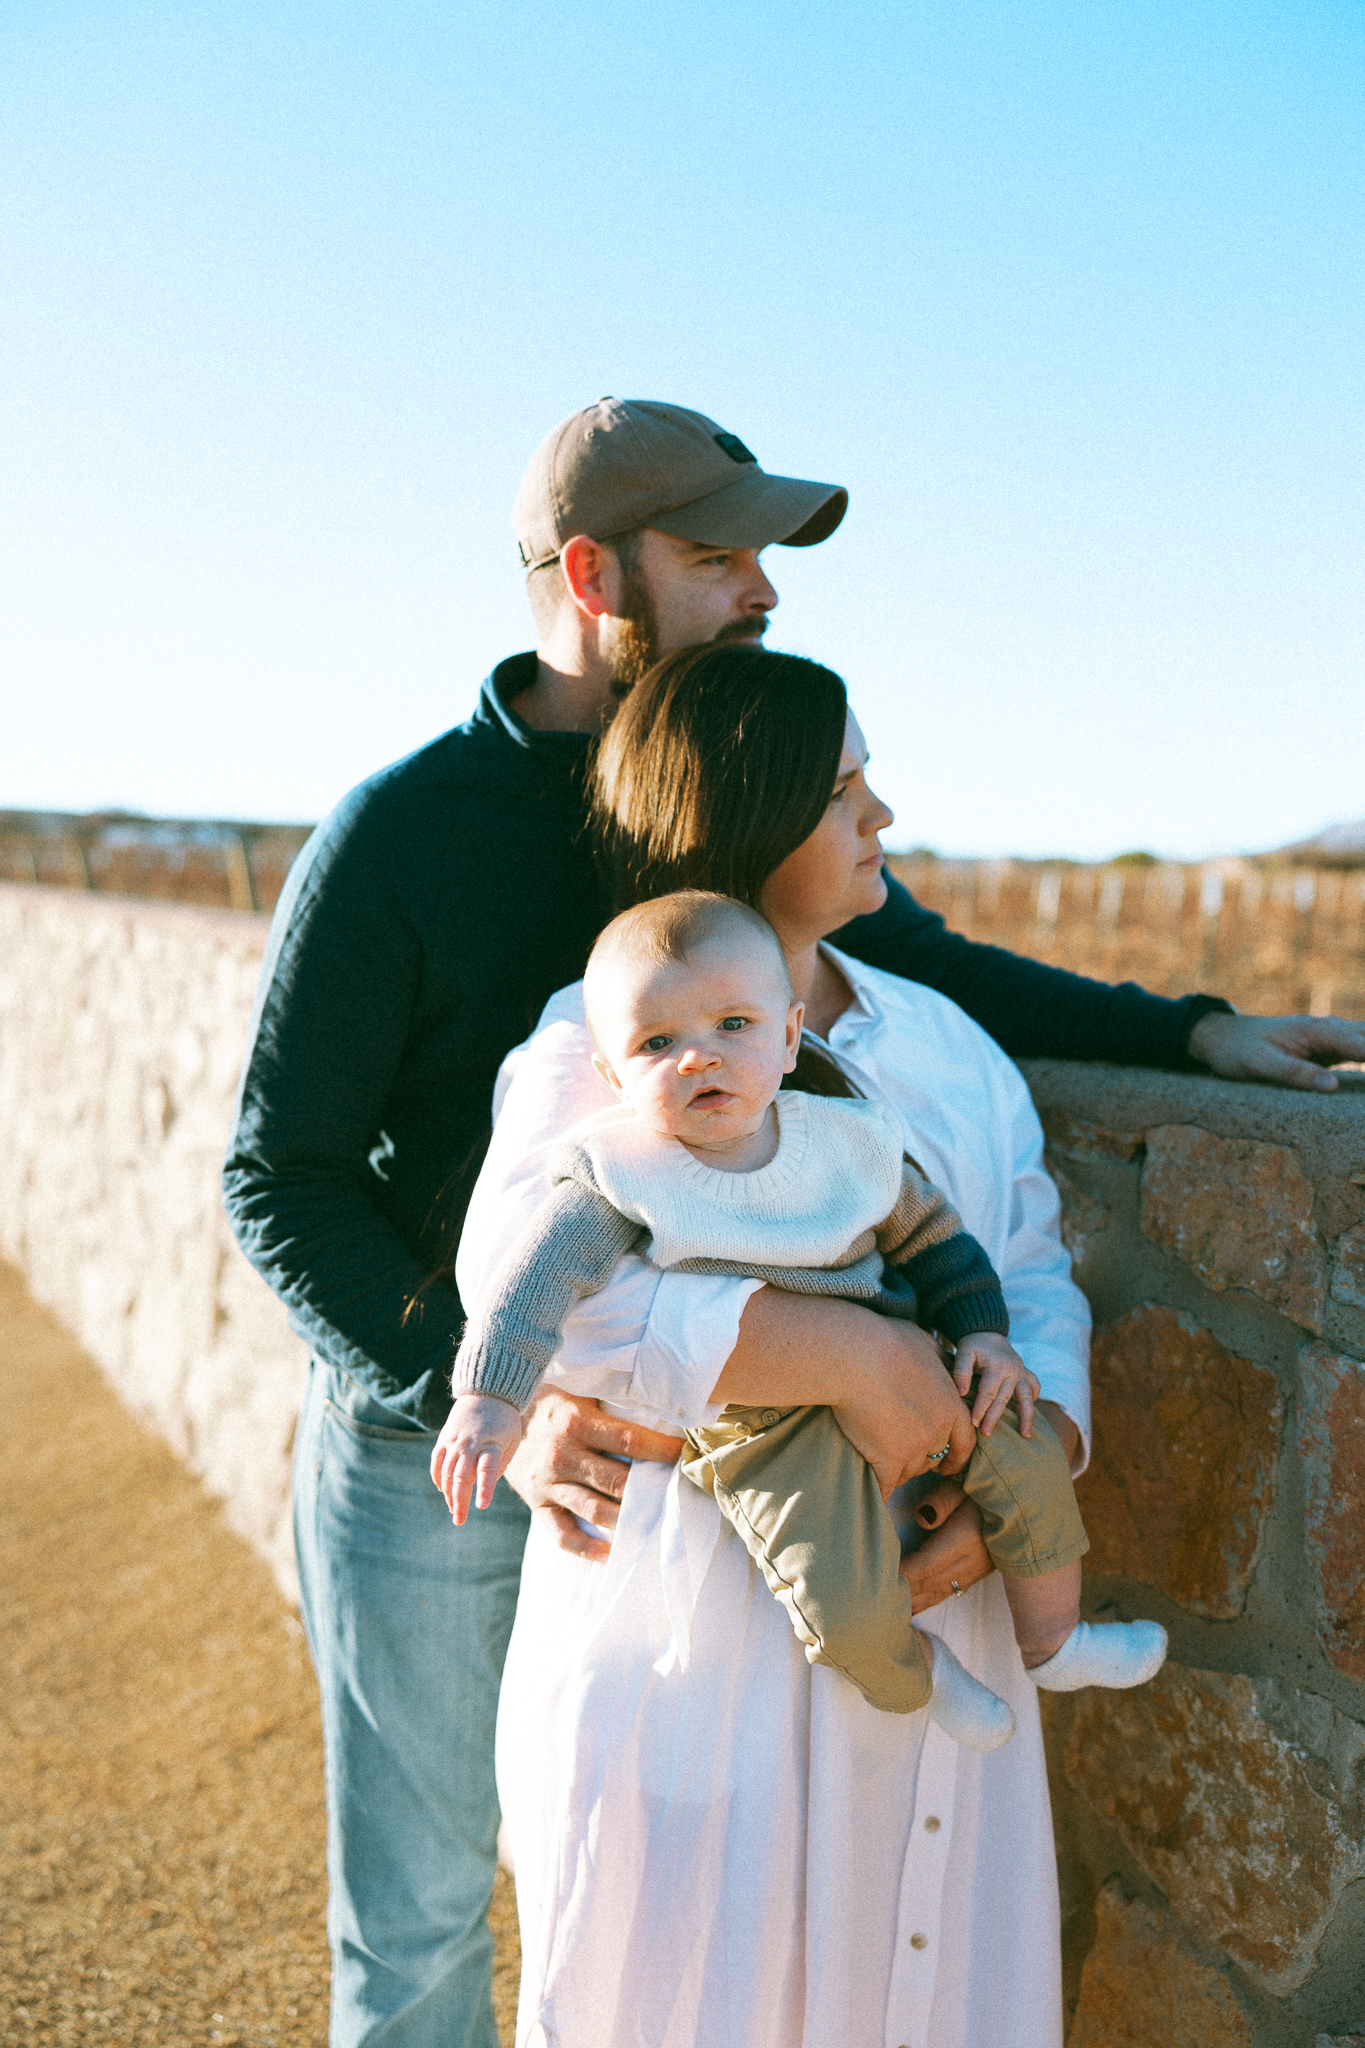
950, 1579, 962, 1596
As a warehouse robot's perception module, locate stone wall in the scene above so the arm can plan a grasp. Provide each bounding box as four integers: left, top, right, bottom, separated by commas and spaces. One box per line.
0, 883, 306, 1598
4, 883, 1364, 2040
1020, 1059, 1365, 2048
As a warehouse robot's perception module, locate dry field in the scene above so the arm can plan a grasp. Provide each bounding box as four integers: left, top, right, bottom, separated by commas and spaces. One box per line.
887, 856, 1365, 1022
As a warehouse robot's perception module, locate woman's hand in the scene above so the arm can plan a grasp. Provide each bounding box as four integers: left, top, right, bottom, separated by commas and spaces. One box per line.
899, 1492, 993, 1610
715, 1289, 976, 1501
502, 1388, 683, 1561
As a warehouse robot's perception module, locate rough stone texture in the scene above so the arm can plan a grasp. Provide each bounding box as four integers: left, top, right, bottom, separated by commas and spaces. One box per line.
1079, 1305, 1282, 1618
1298, 1342, 1365, 1681
1044, 1154, 1110, 1269
1021, 1062, 1365, 1250
1141, 1122, 1328, 1331
0, 886, 305, 1597
1039, 1110, 1141, 1163
1066, 1664, 1365, 1994
1069, 1881, 1251, 2048
1332, 1224, 1365, 1310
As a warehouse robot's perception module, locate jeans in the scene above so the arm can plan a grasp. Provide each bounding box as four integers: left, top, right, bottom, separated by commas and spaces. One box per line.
294, 1360, 531, 2047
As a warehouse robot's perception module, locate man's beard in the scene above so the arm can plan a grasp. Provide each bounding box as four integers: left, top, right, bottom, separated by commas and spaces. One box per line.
608, 572, 769, 701
607, 571, 661, 701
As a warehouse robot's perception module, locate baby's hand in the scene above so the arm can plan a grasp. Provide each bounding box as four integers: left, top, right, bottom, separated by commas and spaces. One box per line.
430, 1394, 524, 1525
951, 1333, 1040, 1439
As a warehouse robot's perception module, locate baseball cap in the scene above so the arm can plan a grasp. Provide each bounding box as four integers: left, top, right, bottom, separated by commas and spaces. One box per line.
513, 398, 848, 570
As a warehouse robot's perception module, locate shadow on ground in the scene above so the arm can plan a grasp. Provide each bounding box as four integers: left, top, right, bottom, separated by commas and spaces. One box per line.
0, 1260, 520, 2045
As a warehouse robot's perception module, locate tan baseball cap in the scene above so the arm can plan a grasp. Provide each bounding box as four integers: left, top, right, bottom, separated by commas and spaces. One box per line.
513, 398, 848, 570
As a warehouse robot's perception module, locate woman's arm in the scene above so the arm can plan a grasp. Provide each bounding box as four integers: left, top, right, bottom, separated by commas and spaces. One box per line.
715, 1288, 977, 1499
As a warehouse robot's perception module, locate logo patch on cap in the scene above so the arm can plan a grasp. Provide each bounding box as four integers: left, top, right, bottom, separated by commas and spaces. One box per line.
713, 431, 758, 465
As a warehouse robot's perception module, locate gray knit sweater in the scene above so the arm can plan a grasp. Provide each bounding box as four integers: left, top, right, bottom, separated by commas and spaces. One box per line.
452, 1093, 1008, 1412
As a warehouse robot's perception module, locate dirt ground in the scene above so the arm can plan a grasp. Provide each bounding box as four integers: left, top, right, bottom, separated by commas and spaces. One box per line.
0, 1259, 521, 2046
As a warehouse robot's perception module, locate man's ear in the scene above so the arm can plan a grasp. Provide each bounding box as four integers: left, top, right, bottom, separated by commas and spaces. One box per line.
592, 1052, 624, 1093
783, 1000, 805, 1072
560, 534, 618, 620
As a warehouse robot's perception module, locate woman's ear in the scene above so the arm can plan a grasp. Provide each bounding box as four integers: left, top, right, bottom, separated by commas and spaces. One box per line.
783, 1001, 805, 1071
592, 1052, 624, 1093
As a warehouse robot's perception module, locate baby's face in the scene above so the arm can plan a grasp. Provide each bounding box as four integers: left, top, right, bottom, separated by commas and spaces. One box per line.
589, 934, 803, 1155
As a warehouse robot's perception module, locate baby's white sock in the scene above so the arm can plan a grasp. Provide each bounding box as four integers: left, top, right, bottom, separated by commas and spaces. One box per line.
922, 1633, 1016, 1751
1027, 1619, 1167, 1693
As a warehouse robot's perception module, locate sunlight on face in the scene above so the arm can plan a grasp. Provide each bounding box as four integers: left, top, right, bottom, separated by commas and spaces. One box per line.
759, 714, 895, 949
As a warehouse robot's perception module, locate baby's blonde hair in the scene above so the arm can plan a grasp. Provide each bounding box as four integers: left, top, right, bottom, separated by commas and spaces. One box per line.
584, 891, 792, 1046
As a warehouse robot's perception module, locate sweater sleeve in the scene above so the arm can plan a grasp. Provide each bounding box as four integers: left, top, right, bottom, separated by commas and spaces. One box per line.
453, 1166, 646, 1410
222, 792, 470, 1428
877, 1163, 1010, 1341
832, 875, 1232, 1068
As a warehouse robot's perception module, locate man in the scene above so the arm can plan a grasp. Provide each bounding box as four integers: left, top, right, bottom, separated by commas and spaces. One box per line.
223, 398, 1365, 2046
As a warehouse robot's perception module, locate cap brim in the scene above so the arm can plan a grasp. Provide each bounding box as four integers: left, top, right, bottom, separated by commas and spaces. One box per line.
649, 470, 848, 550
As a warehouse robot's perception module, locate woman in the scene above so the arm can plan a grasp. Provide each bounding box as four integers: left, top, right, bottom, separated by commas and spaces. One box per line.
455, 646, 1090, 2048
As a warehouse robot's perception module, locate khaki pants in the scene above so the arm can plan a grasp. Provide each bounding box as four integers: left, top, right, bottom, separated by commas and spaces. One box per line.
681, 1397, 1088, 1714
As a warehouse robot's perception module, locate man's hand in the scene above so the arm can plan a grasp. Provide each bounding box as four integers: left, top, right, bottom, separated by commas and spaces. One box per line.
430, 1393, 523, 1525
900, 1493, 993, 1610
1187, 1012, 1365, 1093
502, 1387, 683, 1562
950, 1332, 1040, 1438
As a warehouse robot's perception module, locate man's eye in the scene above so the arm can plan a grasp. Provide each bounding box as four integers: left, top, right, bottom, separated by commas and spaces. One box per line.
642, 1035, 672, 1052
719, 1016, 748, 1032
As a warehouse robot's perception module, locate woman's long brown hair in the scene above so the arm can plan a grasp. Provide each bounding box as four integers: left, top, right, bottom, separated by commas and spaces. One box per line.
591, 643, 848, 912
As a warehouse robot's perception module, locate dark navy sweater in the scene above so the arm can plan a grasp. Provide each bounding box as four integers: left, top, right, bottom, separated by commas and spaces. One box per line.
223, 654, 1227, 1426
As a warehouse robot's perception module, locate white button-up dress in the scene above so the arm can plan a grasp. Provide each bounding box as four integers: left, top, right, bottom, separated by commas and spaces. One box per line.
456, 948, 1092, 2048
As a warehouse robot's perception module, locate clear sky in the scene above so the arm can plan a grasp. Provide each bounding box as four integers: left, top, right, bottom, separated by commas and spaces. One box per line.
3, 0, 1362, 859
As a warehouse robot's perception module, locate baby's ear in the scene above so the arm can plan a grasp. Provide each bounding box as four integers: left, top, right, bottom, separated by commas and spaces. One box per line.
592, 1053, 624, 1093
783, 1000, 805, 1072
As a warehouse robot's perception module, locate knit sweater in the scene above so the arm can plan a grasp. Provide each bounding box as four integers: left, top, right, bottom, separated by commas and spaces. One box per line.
453, 1092, 1009, 1412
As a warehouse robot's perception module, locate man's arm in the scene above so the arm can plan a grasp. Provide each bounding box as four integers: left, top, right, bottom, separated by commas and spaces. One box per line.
833, 874, 1229, 1067
222, 797, 463, 1427
836, 875, 1365, 1087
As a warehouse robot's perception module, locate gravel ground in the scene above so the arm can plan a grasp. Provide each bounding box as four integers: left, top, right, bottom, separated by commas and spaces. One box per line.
0, 1260, 520, 2046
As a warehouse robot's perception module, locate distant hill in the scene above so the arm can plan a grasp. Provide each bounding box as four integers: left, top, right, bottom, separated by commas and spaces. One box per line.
1270, 817, 1365, 865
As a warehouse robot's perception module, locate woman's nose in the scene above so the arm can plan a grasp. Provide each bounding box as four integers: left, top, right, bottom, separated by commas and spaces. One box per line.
866, 787, 894, 835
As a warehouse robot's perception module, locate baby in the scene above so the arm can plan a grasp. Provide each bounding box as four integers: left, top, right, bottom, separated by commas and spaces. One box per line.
433, 891, 1166, 1749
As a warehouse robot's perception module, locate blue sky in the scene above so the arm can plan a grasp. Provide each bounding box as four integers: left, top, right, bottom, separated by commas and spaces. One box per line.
3, 0, 1362, 858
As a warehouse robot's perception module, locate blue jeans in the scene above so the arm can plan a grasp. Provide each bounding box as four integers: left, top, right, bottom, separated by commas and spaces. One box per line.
293, 1360, 531, 2047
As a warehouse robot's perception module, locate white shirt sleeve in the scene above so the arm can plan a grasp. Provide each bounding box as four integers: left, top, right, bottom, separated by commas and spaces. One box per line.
456, 986, 758, 1431
995, 1073, 1093, 1472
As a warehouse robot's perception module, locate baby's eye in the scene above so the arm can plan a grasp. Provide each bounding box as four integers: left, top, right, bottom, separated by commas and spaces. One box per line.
642, 1034, 672, 1053
719, 1016, 748, 1032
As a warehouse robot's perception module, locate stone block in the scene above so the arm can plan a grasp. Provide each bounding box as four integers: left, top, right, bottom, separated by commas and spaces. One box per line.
1079, 1305, 1281, 1618
1331, 1224, 1365, 1310
1045, 1155, 1110, 1270
1065, 1664, 1365, 1993
1141, 1123, 1327, 1331
1297, 1342, 1365, 1680
1069, 1880, 1250, 2048
1040, 1111, 1141, 1162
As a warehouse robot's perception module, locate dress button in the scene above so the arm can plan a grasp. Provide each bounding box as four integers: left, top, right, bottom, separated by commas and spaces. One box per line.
923, 1815, 941, 1833
910, 1932, 929, 1951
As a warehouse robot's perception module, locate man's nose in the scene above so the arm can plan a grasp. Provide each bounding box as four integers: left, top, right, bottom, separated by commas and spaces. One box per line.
748, 562, 779, 613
